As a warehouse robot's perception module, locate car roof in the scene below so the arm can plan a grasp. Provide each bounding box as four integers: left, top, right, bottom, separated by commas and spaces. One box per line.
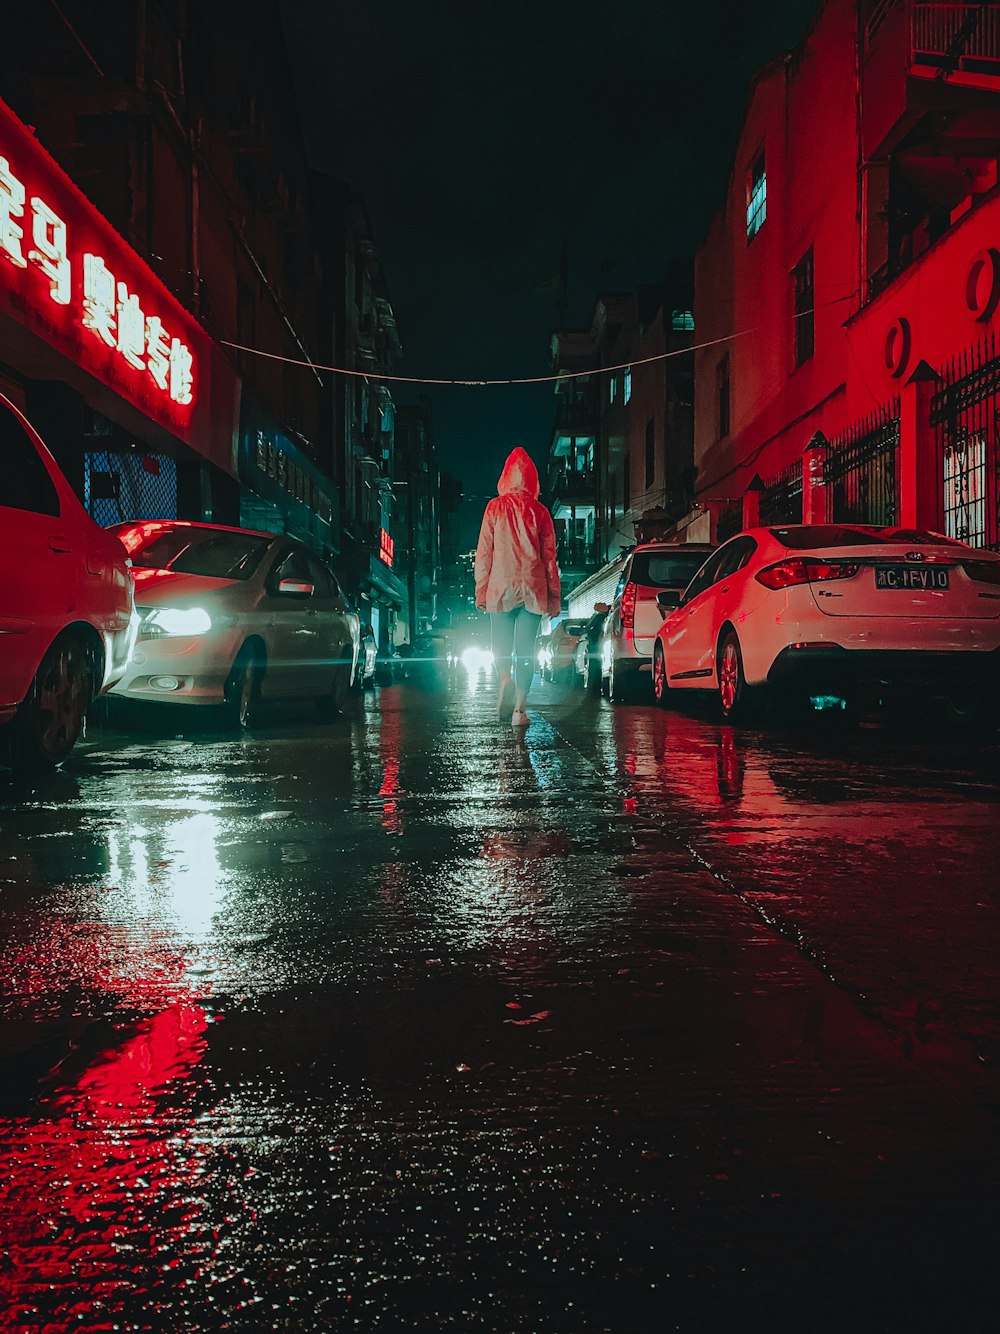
630, 541, 715, 553
109, 518, 278, 541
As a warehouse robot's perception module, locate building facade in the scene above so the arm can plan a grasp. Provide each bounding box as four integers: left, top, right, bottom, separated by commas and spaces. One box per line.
546, 273, 695, 603
1, 1, 412, 629
689, 0, 1000, 550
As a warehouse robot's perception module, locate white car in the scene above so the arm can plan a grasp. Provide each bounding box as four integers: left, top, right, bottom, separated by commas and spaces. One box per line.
651, 524, 1000, 723
108, 521, 359, 725
600, 542, 716, 700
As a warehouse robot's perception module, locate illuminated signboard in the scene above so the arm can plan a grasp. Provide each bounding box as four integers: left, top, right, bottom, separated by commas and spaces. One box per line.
0, 96, 234, 471
379, 528, 394, 567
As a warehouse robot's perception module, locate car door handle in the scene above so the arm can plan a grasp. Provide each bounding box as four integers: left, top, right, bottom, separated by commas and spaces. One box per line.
48, 536, 73, 553
720, 586, 730, 594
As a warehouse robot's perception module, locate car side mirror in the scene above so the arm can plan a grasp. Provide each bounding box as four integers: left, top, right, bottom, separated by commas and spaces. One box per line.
656, 590, 681, 613
277, 577, 314, 598
593, 601, 610, 613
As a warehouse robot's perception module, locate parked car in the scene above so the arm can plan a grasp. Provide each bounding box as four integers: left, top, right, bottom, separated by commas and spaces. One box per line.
357, 622, 377, 689
107, 521, 359, 725
651, 523, 1000, 722
601, 542, 716, 700
0, 391, 136, 769
540, 618, 586, 684
573, 602, 611, 692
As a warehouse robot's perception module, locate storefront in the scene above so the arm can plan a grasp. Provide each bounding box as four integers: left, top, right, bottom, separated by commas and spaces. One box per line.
0, 94, 239, 521
236, 390, 339, 559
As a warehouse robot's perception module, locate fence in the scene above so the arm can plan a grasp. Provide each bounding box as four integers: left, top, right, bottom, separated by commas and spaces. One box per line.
931, 331, 1000, 549
758, 459, 802, 526
825, 401, 900, 526
84, 449, 178, 527
716, 498, 743, 542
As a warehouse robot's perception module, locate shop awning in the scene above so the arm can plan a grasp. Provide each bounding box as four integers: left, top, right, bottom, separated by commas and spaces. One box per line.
362, 557, 406, 605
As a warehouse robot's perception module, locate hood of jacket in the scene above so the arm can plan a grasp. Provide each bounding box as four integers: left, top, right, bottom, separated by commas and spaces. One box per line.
497, 447, 540, 499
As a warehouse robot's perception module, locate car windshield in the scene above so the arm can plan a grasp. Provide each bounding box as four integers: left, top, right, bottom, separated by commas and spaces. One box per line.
770, 525, 966, 550
123, 526, 270, 580
631, 551, 712, 587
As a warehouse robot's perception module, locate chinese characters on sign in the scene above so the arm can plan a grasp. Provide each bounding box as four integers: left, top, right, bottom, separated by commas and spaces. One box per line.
253, 431, 334, 525
0, 152, 194, 407
379, 528, 394, 567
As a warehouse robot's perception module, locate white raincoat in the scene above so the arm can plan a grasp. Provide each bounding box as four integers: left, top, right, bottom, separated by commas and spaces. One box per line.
475, 448, 561, 616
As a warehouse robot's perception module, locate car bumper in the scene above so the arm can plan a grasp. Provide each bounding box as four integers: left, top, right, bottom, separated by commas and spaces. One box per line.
110, 631, 239, 706
767, 644, 1000, 691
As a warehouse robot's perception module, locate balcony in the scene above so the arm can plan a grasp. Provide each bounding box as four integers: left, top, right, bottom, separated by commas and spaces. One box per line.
548, 468, 596, 514
911, 4, 1000, 82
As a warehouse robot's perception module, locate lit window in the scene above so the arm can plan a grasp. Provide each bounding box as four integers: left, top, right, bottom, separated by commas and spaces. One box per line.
609, 375, 617, 404
624, 367, 632, 404
746, 151, 766, 242
671, 309, 694, 331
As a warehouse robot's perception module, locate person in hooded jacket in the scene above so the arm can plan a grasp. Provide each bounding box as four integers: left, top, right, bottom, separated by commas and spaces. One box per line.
475, 447, 561, 726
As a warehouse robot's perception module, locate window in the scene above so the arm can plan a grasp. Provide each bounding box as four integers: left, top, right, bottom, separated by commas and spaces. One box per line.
609, 375, 617, 404
645, 417, 655, 488
624, 367, 632, 404
2, 402, 59, 515
671, 309, 694, 332
716, 354, 731, 440
746, 151, 766, 242
792, 247, 815, 366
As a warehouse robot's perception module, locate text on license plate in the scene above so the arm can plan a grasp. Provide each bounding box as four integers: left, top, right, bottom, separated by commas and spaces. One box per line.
875, 565, 949, 591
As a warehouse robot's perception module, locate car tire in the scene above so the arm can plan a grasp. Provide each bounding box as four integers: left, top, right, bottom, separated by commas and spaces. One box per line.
652, 642, 672, 708
608, 656, 632, 703
940, 680, 991, 729
717, 629, 755, 723
582, 652, 600, 694
317, 647, 354, 718
10, 631, 94, 770
224, 643, 262, 729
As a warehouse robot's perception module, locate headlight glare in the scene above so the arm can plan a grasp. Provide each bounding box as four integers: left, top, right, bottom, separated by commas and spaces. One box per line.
144, 606, 212, 637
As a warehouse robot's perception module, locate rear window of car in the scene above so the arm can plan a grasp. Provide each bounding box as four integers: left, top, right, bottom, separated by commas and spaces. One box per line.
773, 522, 965, 549
123, 526, 270, 579
630, 550, 713, 587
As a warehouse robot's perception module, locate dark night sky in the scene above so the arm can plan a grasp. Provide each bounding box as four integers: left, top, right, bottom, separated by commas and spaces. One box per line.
279, 0, 820, 541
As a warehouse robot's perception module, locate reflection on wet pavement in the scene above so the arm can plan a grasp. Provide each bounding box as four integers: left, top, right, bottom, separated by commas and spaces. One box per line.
1, 681, 998, 1330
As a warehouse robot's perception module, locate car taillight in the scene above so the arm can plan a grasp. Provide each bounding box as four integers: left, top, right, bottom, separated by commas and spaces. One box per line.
962, 560, 1000, 586
621, 582, 637, 630
755, 558, 859, 590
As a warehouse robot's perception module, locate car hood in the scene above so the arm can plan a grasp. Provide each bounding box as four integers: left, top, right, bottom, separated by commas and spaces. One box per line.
131, 567, 238, 604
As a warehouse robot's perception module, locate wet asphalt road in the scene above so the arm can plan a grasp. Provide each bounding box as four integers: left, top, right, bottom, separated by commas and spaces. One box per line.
1, 672, 999, 1333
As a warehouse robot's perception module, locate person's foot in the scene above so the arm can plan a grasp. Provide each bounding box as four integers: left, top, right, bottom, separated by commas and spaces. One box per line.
511, 708, 529, 727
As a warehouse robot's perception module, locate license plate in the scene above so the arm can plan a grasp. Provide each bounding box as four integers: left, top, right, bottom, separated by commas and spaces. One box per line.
874, 565, 950, 591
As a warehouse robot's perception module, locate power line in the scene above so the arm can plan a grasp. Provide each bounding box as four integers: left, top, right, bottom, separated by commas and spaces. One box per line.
218, 292, 857, 388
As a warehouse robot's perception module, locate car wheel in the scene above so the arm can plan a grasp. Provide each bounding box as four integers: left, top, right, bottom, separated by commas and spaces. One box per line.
317, 647, 354, 718
940, 680, 989, 728
717, 630, 754, 722
608, 657, 631, 703
224, 643, 261, 729
11, 631, 94, 770
652, 642, 671, 708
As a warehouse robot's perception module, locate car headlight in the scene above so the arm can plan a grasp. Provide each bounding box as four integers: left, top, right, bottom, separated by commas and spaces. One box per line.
141, 606, 213, 638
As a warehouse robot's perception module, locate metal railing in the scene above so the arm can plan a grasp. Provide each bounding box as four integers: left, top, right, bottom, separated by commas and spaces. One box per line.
931, 331, 1000, 548
912, 4, 1000, 68
716, 498, 743, 542
759, 459, 803, 526
826, 402, 900, 526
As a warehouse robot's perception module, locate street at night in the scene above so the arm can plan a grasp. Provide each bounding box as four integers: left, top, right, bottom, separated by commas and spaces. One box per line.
2, 681, 998, 1331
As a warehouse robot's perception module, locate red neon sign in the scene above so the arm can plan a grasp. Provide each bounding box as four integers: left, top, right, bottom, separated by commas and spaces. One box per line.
379, 527, 394, 567
0, 97, 235, 472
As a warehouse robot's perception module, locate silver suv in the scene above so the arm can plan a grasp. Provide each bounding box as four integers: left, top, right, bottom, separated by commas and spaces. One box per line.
601, 542, 716, 701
